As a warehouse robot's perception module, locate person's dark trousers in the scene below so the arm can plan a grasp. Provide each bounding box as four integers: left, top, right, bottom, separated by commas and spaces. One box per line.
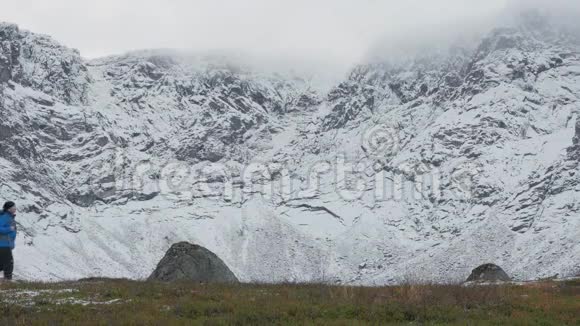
0, 247, 13, 280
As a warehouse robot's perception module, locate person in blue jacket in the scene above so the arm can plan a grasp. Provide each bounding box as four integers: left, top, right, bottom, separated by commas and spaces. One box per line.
0, 201, 17, 280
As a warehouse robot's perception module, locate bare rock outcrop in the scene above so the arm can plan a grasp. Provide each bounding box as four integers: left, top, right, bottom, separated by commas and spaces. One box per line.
466, 264, 511, 283
149, 242, 239, 283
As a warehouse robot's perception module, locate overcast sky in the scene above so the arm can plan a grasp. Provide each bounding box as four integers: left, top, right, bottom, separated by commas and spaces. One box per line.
3, 1, 508, 60
2, 0, 577, 70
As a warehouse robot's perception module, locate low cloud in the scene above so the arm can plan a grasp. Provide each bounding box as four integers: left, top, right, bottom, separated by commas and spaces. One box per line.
2, 0, 580, 76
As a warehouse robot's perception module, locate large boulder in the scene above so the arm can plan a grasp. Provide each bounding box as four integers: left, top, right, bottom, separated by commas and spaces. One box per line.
148, 242, 239, 283
466, 264, 511, 283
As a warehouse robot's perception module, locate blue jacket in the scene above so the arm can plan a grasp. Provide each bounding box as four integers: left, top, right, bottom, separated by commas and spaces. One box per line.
0, 211, 17, 249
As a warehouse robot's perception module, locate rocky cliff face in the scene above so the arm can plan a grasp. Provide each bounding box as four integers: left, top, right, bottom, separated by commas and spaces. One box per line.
0, 23, 89, 104
0, 10, 579, 284
0, 24, 20, 83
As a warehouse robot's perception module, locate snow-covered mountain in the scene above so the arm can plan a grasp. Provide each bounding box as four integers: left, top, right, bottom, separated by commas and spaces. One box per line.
0, 10, 579, 284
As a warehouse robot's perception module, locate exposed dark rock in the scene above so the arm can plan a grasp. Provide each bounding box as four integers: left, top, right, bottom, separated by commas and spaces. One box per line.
0, 24, 21, 83
66, 191, 103, 208
95, 136, 109, 147
176, 140, 226, 163
29, 96, 55, 107
135, 192, 159, 201
567, 118, 580, 159
149, 242, 239, 283
574, 118, 580, 146
466, 264, 511, 283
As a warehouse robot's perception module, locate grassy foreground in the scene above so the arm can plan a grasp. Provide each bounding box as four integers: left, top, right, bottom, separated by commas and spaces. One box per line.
0, 279, 578, 325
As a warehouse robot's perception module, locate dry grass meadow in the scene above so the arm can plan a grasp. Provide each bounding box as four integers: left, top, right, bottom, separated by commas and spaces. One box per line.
0, 278, 578, 325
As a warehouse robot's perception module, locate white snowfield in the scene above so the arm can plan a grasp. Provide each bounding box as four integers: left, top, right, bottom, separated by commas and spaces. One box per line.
0, 10, 579, 285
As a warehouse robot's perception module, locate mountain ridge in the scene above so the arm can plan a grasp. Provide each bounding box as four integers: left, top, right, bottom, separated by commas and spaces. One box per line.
0, 13, 578, 284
